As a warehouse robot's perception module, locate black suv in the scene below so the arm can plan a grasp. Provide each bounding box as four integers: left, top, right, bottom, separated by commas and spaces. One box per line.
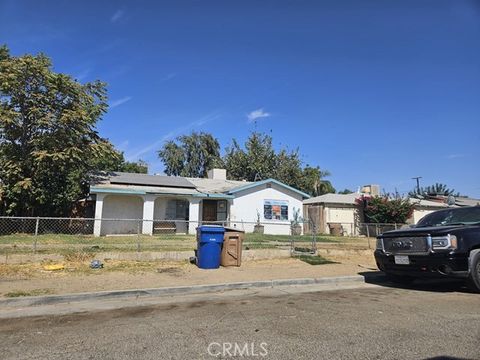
374, 206, 480, 292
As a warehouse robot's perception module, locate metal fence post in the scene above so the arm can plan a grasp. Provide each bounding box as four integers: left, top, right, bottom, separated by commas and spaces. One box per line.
365, 224, 371, 249
33, 217, 40, 253
137, 220, 141, 252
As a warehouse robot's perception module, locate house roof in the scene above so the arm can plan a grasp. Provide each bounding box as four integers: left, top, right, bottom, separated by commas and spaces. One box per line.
90, 172, 308, 199
455, 197, 480, 207
304, 193, 359, 205
107, 172, 196, 189
304, 193, 450, 208
186, 177, 252, 194
408, 198, 449, 208
226, 178, 311, 199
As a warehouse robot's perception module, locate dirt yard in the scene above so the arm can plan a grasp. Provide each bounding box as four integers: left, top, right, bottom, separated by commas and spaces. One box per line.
0, 252, 377, 298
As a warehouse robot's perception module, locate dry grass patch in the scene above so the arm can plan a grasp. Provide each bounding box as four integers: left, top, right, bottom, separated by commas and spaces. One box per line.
0, 259, 188, 278
63, 250, 96, 262
0, 263, 44, 278
4, 288, 54, 298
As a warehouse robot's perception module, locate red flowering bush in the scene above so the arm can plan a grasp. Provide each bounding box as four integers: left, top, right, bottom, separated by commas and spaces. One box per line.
356, 195, 414, 224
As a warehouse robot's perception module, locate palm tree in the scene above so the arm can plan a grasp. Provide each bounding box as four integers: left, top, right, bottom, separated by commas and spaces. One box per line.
409, 183, 459, 198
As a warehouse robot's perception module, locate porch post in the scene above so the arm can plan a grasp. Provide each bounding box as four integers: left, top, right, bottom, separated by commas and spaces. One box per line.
226, 199, 233, 225
93, 193, 105, 237
188, 198, 201, 234
142, 195, 155, 235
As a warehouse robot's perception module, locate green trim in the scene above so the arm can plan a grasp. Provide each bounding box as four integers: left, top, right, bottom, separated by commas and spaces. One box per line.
90, 187, 146, 195
192, 193, 235, 199
228, 178, 311, 199
145, 191, 197, 196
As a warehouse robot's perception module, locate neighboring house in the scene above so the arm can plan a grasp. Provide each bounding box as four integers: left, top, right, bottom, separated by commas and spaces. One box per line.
90, 169, 310, 236
407, 198, 449, 224
303, 193, 363, 236
304, 193, 449, 235
454, 196, 480, 207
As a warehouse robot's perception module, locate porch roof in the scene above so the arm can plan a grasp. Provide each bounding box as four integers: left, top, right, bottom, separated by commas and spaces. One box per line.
90, 184, 201, 196
90, 172, 305, 200
90, 184, 235, 199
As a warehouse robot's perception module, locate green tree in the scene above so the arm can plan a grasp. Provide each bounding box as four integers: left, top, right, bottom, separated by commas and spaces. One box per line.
91, 141, 148, 174
224, 132, 331, 196
158, 132, 223, 177
223, 139, 248, 180
243, 132, 277, 181
159, 130, 333, 196
300, 166, 333, 196
119, 159, 148, 173
224, 132, 286, 182
0, 46, 115, 216
338, 188, 354, 194
273, 149, 303, 188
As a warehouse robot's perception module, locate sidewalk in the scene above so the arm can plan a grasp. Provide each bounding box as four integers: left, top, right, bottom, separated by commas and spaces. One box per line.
0, 251, 377, 299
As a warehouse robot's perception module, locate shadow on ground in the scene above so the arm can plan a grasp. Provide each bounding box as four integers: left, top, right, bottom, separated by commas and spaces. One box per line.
423, 357, 475, 360
359, 271, 475, 294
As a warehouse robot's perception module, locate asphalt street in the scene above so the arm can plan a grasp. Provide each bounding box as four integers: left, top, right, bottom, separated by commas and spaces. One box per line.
1, 280, 479, 360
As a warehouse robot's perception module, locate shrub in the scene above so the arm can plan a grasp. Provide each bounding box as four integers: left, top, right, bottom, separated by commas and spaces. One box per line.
356, 195, 414, 224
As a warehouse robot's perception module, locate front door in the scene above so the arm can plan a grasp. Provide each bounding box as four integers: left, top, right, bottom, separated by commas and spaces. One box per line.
202, 200, 217, 222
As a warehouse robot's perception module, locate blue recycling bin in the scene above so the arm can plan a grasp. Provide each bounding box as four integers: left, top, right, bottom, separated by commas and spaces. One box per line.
197, 226, 225, 269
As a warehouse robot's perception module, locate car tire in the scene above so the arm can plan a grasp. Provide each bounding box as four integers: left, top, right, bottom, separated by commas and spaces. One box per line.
385, 273, 415, 285
467, 251, 480, 293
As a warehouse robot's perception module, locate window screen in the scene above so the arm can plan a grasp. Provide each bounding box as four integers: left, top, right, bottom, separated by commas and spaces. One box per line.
217, 200, 227, 221
264, 200, 288, 221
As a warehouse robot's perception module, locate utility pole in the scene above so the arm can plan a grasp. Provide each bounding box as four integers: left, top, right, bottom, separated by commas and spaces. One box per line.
412, 176, 422, 193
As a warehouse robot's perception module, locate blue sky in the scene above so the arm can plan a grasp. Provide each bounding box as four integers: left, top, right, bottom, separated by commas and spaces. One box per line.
1, 0, 479, 197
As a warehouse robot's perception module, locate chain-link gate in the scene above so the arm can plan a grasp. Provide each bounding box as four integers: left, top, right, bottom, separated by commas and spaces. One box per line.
290, 221, 317, 255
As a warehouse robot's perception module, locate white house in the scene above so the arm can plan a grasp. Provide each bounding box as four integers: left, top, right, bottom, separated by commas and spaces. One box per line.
90, 169, 310, 236
407, 198, 450, 224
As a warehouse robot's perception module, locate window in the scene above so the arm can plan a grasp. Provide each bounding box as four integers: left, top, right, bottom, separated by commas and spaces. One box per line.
217, 200, 227, 221
166, 199, 189, 220
264, 200, 288, 221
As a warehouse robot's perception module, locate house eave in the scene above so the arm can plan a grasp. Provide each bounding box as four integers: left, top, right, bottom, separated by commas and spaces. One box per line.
192, 193, 235, 199
90, 187, 146, 195
228, 178, 311, 199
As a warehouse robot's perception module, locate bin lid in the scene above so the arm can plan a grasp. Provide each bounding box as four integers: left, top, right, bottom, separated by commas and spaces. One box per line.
224, 226, 245, 233
198, 225, 225, 233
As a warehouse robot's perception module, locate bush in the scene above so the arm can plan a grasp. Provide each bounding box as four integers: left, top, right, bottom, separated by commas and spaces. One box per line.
356, 195, 414, 224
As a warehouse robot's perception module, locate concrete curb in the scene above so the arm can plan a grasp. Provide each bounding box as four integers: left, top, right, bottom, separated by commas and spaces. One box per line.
0, 273, 385, 308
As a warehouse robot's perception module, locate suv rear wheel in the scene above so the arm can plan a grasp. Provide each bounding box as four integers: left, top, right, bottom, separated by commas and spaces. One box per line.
467, 251, 480, 293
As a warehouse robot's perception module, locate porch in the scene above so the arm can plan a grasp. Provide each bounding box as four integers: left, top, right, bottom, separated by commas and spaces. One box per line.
92, 193, 231, 236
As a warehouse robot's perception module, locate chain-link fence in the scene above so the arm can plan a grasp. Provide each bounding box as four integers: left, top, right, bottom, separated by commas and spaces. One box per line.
0, 217, 315, 255
318, 221, 407, 237
0, 216, 402, 255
